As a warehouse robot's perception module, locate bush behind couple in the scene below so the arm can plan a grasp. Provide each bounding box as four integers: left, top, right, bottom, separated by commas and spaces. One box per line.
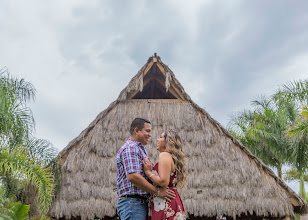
116, 118, 186, 220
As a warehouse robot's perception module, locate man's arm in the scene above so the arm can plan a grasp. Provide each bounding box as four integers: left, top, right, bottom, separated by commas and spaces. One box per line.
127, 173, 175, 202
122, 145, 175, 201
127, 173, 157, 194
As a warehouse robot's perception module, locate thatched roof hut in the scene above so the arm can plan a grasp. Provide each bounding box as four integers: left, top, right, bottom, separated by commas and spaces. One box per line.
50, 54, 307, 220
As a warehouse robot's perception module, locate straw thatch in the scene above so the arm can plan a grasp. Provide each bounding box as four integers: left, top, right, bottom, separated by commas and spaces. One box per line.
49, 54, 307, 220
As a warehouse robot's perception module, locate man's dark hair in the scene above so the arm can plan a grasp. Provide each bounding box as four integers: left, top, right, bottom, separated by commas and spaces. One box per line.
130, 117, 151, 135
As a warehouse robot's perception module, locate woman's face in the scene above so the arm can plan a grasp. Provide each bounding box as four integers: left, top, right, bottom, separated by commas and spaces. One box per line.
156, 132, 166, 152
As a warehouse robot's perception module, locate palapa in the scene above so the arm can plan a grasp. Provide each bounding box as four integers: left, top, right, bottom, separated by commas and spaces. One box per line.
49, 54, 307, 220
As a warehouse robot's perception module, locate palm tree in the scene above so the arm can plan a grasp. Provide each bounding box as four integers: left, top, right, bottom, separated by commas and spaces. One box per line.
228, 95, 297, 178
286, 106, 308, 199
273, 79, 308, 199
0, 67, 35, 149
0, 67, 57, 215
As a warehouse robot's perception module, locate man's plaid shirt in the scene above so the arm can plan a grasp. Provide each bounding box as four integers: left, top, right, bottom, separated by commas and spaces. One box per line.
116, 138, 151, 197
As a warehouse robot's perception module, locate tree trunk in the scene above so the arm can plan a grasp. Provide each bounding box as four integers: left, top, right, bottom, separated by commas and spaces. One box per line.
299, 171, 305, 199
278, 166, 282, 179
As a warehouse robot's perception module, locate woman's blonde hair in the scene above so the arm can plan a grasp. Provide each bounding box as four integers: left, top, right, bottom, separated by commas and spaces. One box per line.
164, 130, 186, 188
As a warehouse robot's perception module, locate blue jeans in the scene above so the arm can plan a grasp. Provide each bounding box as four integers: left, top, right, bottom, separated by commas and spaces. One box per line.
117, 197, 148, 220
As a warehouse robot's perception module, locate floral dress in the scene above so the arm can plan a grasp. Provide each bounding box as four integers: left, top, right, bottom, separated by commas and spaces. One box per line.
149, 163, 186, 220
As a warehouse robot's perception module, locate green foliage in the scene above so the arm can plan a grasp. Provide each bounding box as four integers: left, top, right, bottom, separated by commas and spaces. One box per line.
0, 198, 30, 220
47, 158, 62, 193
0, 67, 59, 216
295, 214, 300, 220
287, 106, 308, 139
6, 202, 30, 220
283, 168, 308, 182
0, 198, 14, 220
30, 216, 52, 220
0, 67, 35, 149
227, 95, 297, 177
0, 146, 55, 215
0, 186, 5, 198
273, 79, 308, 105
275, 79, 308, 199
228, 78, 308, 199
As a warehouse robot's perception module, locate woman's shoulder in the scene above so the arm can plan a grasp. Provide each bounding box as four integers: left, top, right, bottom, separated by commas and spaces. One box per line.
159, 151, 172, 160
159, 152, 175, 172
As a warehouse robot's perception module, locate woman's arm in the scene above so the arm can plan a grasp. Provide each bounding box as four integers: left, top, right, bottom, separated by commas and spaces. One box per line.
143, 152, 173, 188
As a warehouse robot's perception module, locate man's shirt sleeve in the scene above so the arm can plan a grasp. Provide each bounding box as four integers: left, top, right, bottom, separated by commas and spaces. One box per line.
122, 146, 142, 175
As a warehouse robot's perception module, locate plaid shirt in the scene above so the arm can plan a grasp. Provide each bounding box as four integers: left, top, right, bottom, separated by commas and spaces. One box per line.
116, 138, 151, 197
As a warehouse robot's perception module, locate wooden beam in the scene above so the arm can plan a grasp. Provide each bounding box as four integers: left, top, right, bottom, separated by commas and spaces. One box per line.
156, 63, 166, 76
127, 68, 186, 101
143, 74, 152, 87
153, 68, 186, 100
154, 74, 184, 100
127, 90, 140, 100
129, 99, 186, 103
288, 197, 300, 206
150, 63, 185, 100
170, 82, 186, 100
144, 60, 154, 76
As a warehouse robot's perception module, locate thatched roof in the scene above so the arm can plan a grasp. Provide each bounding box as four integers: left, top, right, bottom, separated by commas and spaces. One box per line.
50, 54, 307, 220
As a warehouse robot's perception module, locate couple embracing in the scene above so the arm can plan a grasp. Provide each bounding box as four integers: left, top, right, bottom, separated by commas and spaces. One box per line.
116, 118, 186, 220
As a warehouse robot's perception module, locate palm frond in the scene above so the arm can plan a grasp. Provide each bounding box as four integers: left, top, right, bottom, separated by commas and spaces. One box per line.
274, 79, 308, 105
288, 118, 308, 139
251, 95, 272, 111
0, 147, 55, 215
25, 138, 58, 166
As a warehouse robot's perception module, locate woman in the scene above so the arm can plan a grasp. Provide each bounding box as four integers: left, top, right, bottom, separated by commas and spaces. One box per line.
143, 130, 186, 220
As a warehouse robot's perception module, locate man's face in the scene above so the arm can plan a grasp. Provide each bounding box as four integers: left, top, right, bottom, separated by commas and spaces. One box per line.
136, 123, 152, 145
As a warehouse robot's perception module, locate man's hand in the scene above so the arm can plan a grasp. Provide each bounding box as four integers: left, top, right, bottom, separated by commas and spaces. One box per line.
142, 157, 152, 177
158, 187, 175, 202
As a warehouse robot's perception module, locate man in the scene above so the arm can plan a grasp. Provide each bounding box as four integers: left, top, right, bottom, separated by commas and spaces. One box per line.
116, 117, 175, 220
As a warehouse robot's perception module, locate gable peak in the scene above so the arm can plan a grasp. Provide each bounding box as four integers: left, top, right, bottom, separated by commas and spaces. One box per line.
127, 54, 185, 100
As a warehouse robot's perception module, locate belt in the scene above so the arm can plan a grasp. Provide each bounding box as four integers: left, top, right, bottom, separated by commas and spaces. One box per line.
119, 194, 148, 200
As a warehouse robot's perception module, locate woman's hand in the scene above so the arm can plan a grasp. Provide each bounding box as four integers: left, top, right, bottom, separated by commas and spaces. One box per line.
142, 157, 152, 177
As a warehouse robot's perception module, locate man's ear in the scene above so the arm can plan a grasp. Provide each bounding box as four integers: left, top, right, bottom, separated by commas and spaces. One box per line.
134, 127, 139, 134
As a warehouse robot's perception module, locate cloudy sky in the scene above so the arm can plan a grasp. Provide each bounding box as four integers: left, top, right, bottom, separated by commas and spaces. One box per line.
1, 0, 308, 191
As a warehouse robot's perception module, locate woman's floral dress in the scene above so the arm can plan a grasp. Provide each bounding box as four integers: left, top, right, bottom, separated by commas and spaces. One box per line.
149, 163, 186, 220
